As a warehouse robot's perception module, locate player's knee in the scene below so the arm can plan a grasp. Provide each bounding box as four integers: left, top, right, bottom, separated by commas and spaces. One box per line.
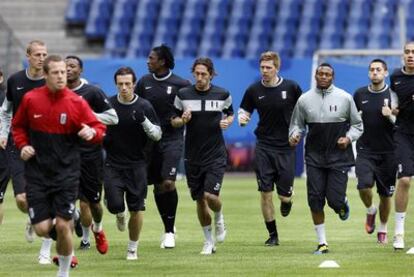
55, 220, 71, 236
326, 199, 342, 213
398, 177, 411, 188
15, 194, 27, 211
157, 180, 176, 193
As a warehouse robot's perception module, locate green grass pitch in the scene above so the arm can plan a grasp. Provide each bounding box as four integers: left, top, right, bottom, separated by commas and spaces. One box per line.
0, 175, 413, 276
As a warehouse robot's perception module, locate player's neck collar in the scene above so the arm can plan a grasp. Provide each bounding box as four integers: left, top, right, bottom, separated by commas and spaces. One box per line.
401, 67, 414, 75
261, 76, 283, 88
70, 79, 85, 91
368, 83, 388, 93
25, 68, 44, 81
117, 93, 138, 105
153, 70, 172, 81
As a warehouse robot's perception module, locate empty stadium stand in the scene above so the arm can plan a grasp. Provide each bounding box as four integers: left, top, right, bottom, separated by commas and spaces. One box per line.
65, 0, 411, 59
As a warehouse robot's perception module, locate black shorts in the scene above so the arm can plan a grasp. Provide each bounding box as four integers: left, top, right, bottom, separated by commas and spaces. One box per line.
6, 143, 26, 195
356, 152, 396, 197
306, 165, 349, 213
185, 159, 226, 201
79, 152, 104, 203
103, 164, 147, 213
26, 178, 79, 224
254, 145, 295, 197
0, 149, 10, 204
147, 139, 183, 185
394, 131, 414, 178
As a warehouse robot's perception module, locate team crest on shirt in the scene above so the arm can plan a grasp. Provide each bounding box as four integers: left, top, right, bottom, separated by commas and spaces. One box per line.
60, 113, 67, 124
281, 91, 287, 99
166, 86, 172, 94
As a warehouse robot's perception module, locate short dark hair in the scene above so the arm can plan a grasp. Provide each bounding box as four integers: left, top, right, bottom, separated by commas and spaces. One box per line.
43, 55, 64, 74
114, 66, 137, 84
65, 55, 83, 69
191, 57, 217, 77
316, 62, 334, 76
152, 44, 175, 69
369, 58, 387, 71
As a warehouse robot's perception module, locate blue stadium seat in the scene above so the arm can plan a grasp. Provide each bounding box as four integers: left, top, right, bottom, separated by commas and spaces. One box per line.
85, 0, 114, 40
65, 0, 91, 25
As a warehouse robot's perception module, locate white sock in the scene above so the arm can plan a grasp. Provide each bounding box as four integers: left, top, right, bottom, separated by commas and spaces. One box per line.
92, 221, 102, 233
40, 238, 52, 258
128, 240, 138, 252
314, 224, 327, 245
395, 212, 406, 235
366, 205, 377, 215
202, 225, 213, 243
214, 211, 223, 223
81, 225, 90, 242
378, 221, 387, 233
57, 255, 71, 277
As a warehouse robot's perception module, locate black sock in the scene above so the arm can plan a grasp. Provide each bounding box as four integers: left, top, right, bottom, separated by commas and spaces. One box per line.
164, 189, 178, 233
154, 190, 178, 233
265, 220, 278, 238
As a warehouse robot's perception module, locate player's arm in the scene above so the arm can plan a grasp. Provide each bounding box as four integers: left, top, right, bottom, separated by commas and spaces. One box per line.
92, 89, 119, 125
171, 94, 191, 128
78, 99, 106, 143
381, 98, 396, 124
221, 96, 234, 129
0, 98, 12, 149
94, 108, 118, 125
288, 98, 306, 146
340, 96, 363, 149
11, 96, 34, 160
390, 90, 399, 115
138, 104, 162, 141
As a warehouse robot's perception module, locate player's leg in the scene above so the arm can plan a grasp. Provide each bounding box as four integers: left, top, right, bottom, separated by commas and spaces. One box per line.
393, 132, 414, 250
204, 160, 227, 244
154, 140, 182, 248
355, 154, 376, 234
0, 148, 10, 225
326, 167, 350, 221
275, 150, 295, 217
255, 145, 278, 246
307, 166, 329, 254
125, 165, 147, 260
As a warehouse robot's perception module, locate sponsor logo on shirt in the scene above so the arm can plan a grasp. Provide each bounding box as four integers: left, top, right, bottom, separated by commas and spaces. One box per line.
16, 86, 24, 90
362, 100, 369, 104
33, 114, 42, 119
145, 86, 152, 90
258, 95, 265, 100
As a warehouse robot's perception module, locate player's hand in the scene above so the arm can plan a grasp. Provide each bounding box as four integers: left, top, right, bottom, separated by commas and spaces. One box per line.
0, 137, 7, 150
78, 123, 96, 141
337, 136, 351, 150
238, 113, 250, 126
289, 134, 301, 147
382, 105, 392, 117
182, 110, 192, 124
133, 110, 145, 123
21, 145, 35, 161
220, 116, 231, 129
